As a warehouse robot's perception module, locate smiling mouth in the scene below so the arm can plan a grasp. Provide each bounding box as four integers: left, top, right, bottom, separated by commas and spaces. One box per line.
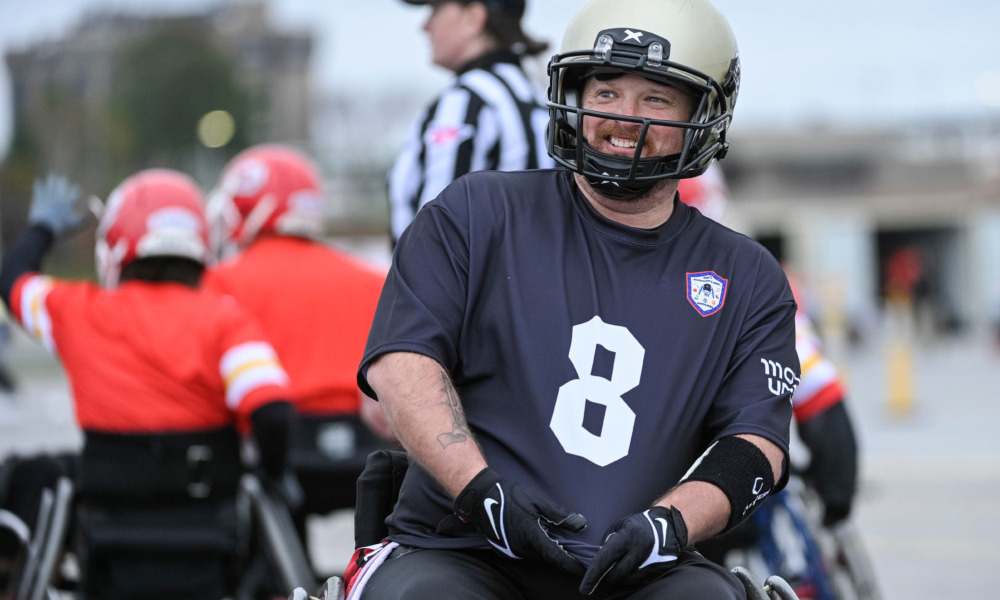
597, 133, 644, 158
609, 136, 637, 149
589, 122, 650, 157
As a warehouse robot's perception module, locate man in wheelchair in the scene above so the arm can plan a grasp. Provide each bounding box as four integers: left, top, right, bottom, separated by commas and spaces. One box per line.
341, 0, 803, 595
0, 171, 296, 600
289, 450, 801, 600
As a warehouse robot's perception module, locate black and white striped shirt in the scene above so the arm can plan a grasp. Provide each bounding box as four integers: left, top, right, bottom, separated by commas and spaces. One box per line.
388, 50, 555, 243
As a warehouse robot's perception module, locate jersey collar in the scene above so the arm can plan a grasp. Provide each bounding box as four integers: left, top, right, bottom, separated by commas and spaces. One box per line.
568, 172, 692, 248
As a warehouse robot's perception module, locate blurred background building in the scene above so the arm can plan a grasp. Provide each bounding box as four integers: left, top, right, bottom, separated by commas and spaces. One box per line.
1, 2, 313, 245
1, 2, 998, 597
1, 0, 999, 339
725, 119, 1000, 344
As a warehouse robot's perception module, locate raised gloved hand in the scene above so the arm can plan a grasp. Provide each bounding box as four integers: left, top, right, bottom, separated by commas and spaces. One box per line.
28, 174, 89, 237
579, 506, 688, 595
451, 468, 587, 573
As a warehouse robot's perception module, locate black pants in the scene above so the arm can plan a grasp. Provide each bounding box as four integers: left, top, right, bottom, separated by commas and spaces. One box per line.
361, 545, 745, 600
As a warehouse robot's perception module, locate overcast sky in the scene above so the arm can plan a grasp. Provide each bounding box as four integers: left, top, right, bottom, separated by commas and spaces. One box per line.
1, 0, 999, 151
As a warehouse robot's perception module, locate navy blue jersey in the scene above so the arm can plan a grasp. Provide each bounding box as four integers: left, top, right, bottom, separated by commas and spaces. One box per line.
359, 168, 798, 555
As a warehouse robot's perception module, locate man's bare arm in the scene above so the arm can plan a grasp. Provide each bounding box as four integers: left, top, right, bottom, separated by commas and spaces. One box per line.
365, 351, 487, 498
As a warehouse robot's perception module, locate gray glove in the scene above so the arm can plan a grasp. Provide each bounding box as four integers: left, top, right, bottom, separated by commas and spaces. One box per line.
28, 174, 89, 237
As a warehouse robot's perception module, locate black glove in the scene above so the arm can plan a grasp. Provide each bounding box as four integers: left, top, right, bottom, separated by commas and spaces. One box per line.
580, 506, 688, 595
452, 468, 587, 573
797, 401, 858, 527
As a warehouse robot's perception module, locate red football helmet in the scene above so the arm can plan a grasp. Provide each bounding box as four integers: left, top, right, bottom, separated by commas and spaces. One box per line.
209, 144, 325, 255
95, 169, 210, 288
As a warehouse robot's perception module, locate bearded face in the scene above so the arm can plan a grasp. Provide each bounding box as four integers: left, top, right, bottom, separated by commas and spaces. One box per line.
580, 73, 694, 160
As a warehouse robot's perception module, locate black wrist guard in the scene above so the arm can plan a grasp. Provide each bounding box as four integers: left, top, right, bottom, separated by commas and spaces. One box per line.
681, 436, 776, 532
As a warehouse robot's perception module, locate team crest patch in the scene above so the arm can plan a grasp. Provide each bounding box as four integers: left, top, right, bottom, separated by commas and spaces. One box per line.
687, 271, 728, 317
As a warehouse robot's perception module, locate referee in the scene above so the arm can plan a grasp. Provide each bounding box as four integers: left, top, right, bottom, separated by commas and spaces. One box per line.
389, 0, 554, 245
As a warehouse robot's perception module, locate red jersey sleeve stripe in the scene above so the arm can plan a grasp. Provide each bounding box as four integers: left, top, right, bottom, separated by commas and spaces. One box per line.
792, 381, 844, 422
221, 341, 289, 410
14, 274, 56, 353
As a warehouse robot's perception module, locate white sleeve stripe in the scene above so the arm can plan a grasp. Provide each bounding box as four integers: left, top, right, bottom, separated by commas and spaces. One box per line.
792, 361, 839, 406
221, 341, 288, 409
18, 275, 56, 353
225, 364, 288, 410
221, 341, 280, 375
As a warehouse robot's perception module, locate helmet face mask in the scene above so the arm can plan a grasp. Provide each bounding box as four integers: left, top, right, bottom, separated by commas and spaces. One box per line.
546, 0, 740, 199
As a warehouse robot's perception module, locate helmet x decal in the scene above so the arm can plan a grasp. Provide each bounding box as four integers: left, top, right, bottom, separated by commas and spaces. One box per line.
623, 29, 644, 43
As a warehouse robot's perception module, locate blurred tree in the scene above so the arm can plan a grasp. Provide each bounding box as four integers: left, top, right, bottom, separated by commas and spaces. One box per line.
108, 21, 256, 179
0, 122, 41, 252
1, 19, 255, 262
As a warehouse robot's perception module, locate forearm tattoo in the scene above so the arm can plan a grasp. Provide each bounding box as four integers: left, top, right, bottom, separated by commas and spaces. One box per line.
436, 371, 472, 449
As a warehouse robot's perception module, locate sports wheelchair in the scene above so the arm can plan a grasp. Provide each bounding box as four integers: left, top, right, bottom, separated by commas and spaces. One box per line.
286, 450, 802, 600
698, 473, 882, 600
0, 468, 318, 600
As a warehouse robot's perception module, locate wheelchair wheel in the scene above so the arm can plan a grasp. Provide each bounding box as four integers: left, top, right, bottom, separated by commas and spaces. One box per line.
793, 481, 883, 600
733, 566, 802, 600
758, 479, 883, 600
820, 522, 883, 600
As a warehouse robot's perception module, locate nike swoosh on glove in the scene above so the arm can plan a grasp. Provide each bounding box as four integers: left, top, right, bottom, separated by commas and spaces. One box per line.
452, 468, 587, 574
579, 505, 688, 595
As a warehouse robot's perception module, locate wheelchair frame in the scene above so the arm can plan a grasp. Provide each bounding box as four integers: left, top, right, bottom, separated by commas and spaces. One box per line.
3, 473, 319, 600
721, 475, 883, 600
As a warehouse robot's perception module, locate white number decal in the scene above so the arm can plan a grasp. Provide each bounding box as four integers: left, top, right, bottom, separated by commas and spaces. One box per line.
549, 316, 645, 466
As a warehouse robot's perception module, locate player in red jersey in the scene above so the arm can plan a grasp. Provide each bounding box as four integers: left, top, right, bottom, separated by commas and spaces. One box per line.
0, 171, 295, 600
203, 144, 394, 569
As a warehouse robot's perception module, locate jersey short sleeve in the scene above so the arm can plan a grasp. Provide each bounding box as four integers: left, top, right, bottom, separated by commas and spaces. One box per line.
359, 191, 470, 397
11, 273, 58, 352
699, 252, 801, 444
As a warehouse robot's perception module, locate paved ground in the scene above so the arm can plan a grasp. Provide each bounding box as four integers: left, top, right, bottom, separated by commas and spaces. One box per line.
2, 316, 998, 598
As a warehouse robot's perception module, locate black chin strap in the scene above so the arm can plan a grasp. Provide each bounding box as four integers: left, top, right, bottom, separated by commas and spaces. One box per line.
580, 143, 682, 200
583, 174, 658, 200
